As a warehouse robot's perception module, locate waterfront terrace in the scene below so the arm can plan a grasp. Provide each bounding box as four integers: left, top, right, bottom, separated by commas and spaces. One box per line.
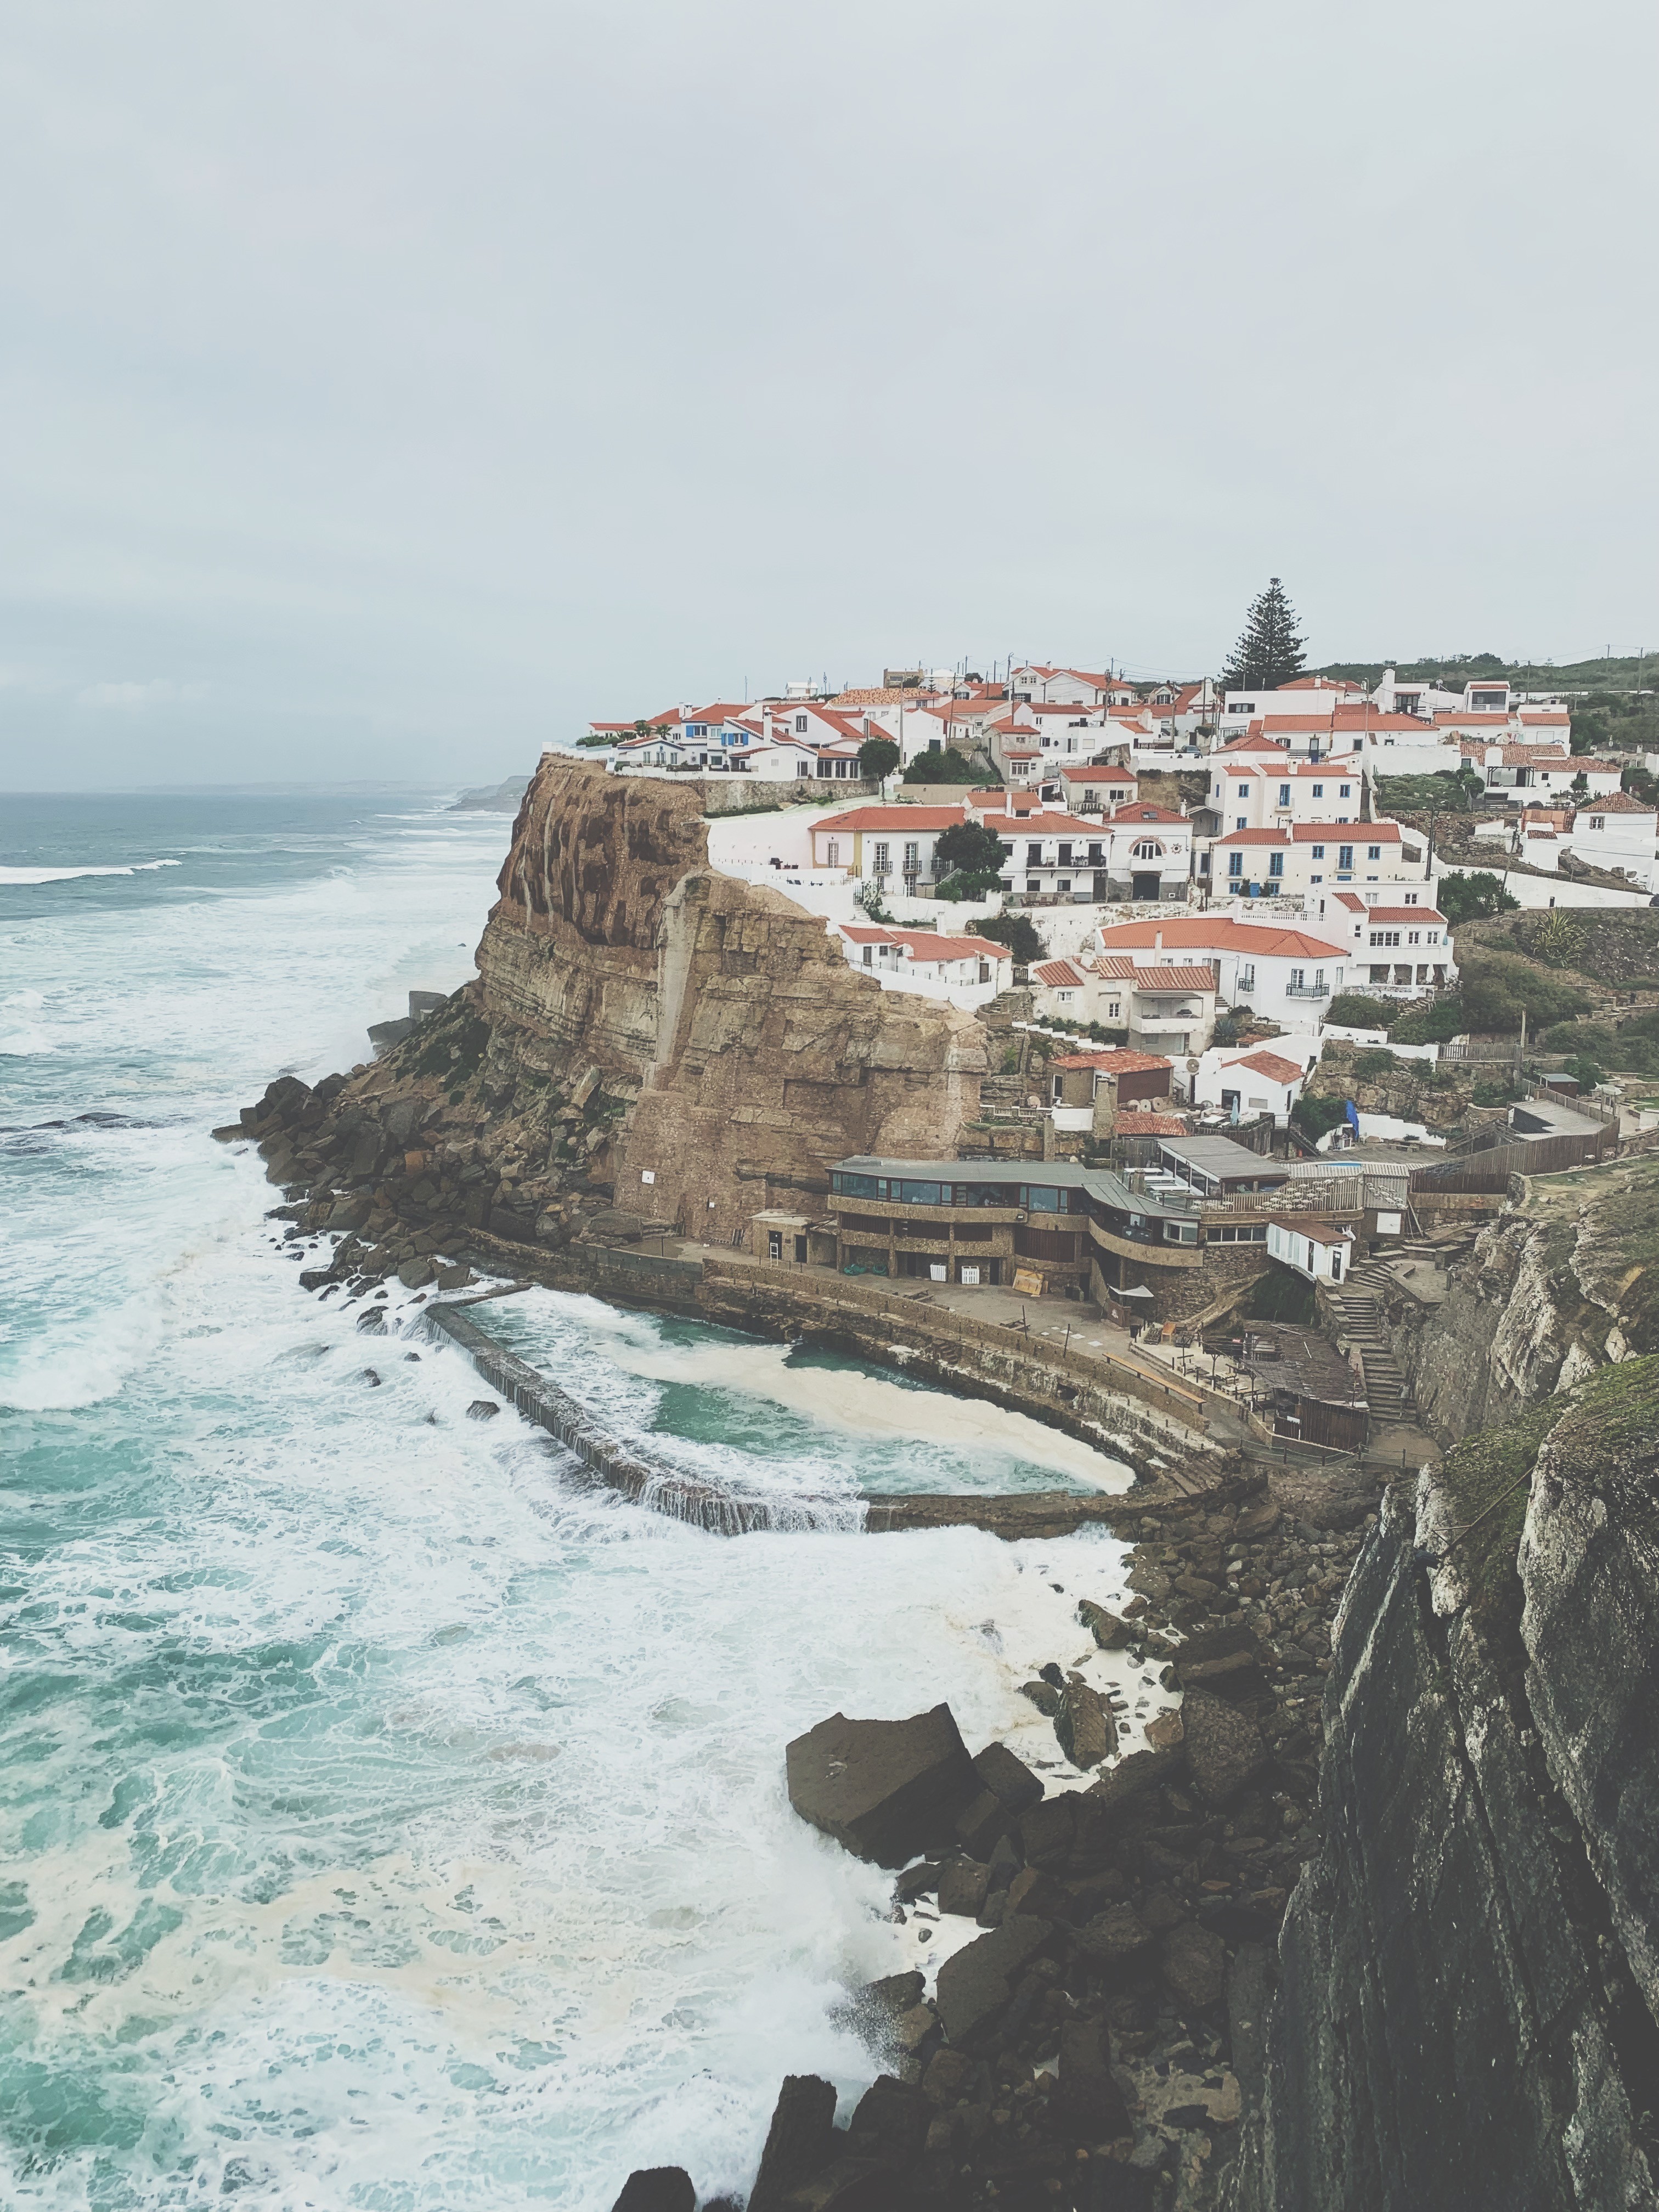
825, 1148, 1362, 1316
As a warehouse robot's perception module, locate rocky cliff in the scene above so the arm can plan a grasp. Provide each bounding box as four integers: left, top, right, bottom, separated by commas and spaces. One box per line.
1233, 1175, 1659, 2210
235, 758, 988, 1276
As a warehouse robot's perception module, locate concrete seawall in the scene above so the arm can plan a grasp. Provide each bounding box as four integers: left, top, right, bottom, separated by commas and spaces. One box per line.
422, 1300, 857, 1534
423, 1293, 1239, 1537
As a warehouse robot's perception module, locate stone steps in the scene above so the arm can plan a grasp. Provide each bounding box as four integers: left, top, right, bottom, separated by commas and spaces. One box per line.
1329, 1288, 1417, 1420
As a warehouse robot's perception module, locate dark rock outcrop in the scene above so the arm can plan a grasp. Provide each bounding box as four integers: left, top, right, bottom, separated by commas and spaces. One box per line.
785, 1706, 976, 1867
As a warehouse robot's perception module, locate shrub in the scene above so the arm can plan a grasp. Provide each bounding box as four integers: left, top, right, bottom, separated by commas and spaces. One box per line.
1291, 1093, 1350, 1142
1352, 1048, 1398, 1079
1471, 1078, 1520, 1108
1438, 871, 1520, 923
1522, 910, 1584, 968
902, 748, 982, 785
1326, 993, 1396, 1030
1566, 1054, 1605, 1091
1391, 997, 1468, 1043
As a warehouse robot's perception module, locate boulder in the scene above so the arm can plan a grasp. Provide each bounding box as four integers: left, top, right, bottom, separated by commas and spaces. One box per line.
1055, 1675, 1111, 1769
748, 2074, 839, 2212
1074, 1903, 1154, 1973
1018, 1793, 1076, 1871
1086, 1742, 1182, 1816
1078, 1599, 1133, 1649
382, 1096, 428, 1144
786, 1706, 975, 1867
772, 2164, 893, 2211
938, 1859, 990, 1918
954, 1787, 1014, 1859
466, 1400, 500, 1421
436, 1263, 473, 1291
397, 1257, 436, 1290
1055, 2016, 1132, 2143
844, 2073, 932, 2165
1180, 1688, 1268, 1807
933, 1914, 1054, 2045
1020, 1678, 1062, 1717
1161, 1919, 1227, 2011
1005, 1865, 1063, 1919
920, 2046, 975, 2106
1176, 1649, 1268, 1705
971, 1740, 1044, 1814
610, 2172, 695, 2212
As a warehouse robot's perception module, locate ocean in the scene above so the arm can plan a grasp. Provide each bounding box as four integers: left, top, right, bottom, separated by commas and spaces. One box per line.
0, 789, 1153, 2210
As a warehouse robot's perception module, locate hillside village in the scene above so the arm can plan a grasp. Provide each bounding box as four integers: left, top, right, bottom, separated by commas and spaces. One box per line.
550, 652, 1659, 1466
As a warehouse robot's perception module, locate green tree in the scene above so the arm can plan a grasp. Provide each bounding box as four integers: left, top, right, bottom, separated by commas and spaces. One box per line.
856, 735, 900, 781
934, 821, 1008, 879
901, 748, 982, 785
975, 912, 1045, 965
1222, 577, 1307, 690
1437, 871, 1520, 923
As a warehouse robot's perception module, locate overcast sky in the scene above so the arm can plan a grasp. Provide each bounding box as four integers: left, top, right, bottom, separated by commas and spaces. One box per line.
1, 1, 1654, 790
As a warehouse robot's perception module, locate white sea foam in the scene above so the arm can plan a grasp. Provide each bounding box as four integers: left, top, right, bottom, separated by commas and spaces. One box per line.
0, 857, 183, 884
0, 795, 1173, 2211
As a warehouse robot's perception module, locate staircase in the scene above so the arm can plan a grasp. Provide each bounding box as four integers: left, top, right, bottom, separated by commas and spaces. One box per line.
1328, 1286, 1417, 1424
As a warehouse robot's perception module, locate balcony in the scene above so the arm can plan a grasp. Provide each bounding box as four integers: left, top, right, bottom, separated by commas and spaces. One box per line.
1284, 981, 1330, 1000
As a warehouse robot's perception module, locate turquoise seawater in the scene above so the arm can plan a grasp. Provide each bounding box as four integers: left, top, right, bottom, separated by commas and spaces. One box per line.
0, 791, 1139, 2210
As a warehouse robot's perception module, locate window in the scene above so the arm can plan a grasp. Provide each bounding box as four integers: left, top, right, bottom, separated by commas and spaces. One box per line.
1427, 930, 1440, 945
872, 842, 889, 873
1312, 782, 1324, 798
1058, 843, 1073, 866
1268, 854, 1284, 877
1311, 843, 1325, 859
1057, 989, 1074, 1005
1591, 815, 1604, 830
1228, 852, 1244, 878
826, 839, 840, 865
1235, 816, 1248, 831
794, 714, 808, 733
768, 1229, 783, 1261
1237, 784, 1249, 798
1107, 1000, 1121, 1020
1408, 930, 1420, 945
1132, 840, 1163, 861
1238, 963, 1255, 990
1278, 783, 1291, 806
898, 1180, 944, 1206
1404, 891, 1419, 905
1367, 845, 1381, 861
1340, 783, 1352, 797
1338, 844, 1354, 870
1369, 930, 1401, 947
861, 946, 872, 966
1057, 879, 1071, 893
1026, 877, 1040, 893
1164, 1220, 1199, 1245
904, 841, 919, 872
1026, 842, 1042, 865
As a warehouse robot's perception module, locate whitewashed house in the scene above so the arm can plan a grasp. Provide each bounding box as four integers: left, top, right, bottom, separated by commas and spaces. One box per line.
1194, 1044, 1316, 1128
1031, 953, 1218, 1054
834, 923, 1011, 1008
1267, 1216, 1353, 1285
1087, 916, 1350, 1024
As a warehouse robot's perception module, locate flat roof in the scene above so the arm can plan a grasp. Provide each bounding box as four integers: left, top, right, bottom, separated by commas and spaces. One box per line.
832, 1156, 1093, 1187
1156, 1135, 1290, 1180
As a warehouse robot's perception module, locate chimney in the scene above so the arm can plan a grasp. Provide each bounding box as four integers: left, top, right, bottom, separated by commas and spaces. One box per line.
1154, 929, 1164, 951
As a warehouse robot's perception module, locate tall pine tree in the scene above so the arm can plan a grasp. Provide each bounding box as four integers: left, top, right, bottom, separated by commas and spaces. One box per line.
1222, 577, 1307, 690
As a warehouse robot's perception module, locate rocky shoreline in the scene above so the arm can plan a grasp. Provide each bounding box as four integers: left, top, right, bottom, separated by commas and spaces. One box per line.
226, 1045, 1379, 2211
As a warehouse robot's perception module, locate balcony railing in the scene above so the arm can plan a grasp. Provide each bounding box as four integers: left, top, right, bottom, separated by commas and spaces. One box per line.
1284, 982, 1330, 1000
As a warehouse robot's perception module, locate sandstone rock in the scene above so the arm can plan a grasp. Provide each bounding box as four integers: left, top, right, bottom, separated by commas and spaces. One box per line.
933, 1914, 1053, 2045
1160, 1920, 1227, 2010
1181, 1688, 1268, 1807
397, 1257, 436, 1289
786, 1706, 975, 1867
1020, 1679, 1063, 1717
747, 2074, 838, 2212
772, 2162, 890, 2210
466, 1400, 500, 1420
436, 1263, 473, 1290
356, 1310, 386, 1333
1056, 2015, 1132, 2143
610, 2172, 694, 2212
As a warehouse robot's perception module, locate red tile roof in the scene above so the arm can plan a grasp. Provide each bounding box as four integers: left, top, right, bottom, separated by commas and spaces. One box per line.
1580, 792, 1656, 814
811, 806, 966, 832
1133, 966, 1220, 991
1229, 1049, 1306, 1085
1291, 821, 1400, 842
1363, 907, 1448, 924
1051, 1048, 1173, 1073
1110, 1110, 1189, 1133
1094, 918, 1347, 960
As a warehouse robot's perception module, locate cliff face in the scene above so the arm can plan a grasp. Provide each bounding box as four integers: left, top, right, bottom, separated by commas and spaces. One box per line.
1233, 1355, 1659, 2212
472, 758, 986, 1240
